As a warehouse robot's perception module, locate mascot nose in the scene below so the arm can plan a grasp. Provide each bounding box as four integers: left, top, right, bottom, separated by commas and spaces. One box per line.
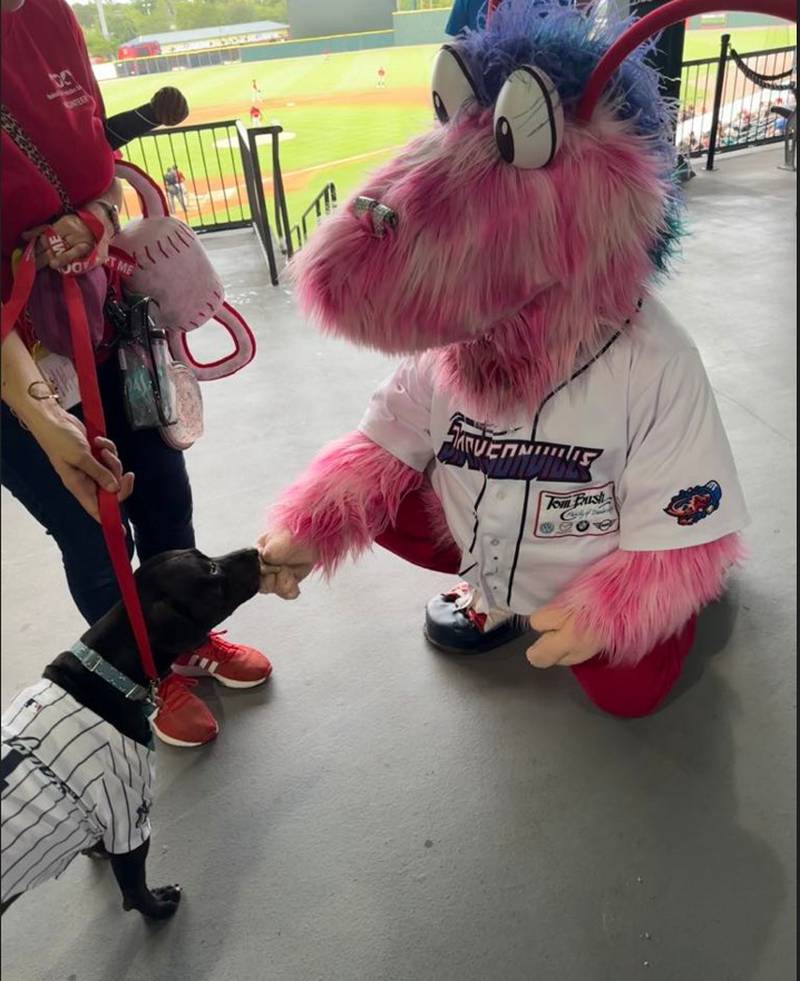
353, 196, 398, 237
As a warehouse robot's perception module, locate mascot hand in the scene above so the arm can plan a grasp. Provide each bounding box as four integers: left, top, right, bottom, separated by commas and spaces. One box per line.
256, 528, 318, 599
526, 606, 603, 668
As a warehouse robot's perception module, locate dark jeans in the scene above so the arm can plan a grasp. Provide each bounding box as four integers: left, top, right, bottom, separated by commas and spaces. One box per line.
1, 355, 195, 625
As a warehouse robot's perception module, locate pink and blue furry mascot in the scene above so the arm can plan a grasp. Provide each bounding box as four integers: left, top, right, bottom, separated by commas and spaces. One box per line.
258, 0, 795, 717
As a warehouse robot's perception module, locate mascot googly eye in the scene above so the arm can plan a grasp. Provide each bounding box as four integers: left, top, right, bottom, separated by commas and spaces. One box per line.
431, 44, 479, 124
493, 66, 564, 169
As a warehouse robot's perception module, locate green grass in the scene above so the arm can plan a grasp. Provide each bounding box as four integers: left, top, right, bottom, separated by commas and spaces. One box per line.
102, 27, 796, 231
683, 24, 795, 60
102, 45, 438, 227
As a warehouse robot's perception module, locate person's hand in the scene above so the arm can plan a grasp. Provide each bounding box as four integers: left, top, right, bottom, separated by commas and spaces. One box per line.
149, 87, 189, 126
28, 408, 134, 522
256, 528, 318, 598
23, 212, 109, 272
525, 606, 603, 668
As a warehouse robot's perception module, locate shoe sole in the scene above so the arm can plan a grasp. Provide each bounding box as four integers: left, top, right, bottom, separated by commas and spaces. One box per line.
424, 627, 522, 655
151, 722, 219, 748
171, 664, 273, 689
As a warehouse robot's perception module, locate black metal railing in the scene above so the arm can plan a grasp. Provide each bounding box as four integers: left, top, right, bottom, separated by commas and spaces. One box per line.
677, 40, 796, 166
236, 122, 292, 286
289, 183, 338, 250
119, 119, 250, 233
118, 119, 296, 284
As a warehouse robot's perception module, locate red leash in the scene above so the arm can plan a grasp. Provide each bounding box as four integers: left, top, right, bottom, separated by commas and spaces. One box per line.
2, 218, 159, 684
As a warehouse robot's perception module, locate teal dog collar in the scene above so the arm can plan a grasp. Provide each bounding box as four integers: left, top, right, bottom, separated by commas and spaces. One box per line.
69, 641, 158, 718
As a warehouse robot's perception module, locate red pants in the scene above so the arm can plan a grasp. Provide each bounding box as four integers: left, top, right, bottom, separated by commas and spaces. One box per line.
376, 488, 695, 718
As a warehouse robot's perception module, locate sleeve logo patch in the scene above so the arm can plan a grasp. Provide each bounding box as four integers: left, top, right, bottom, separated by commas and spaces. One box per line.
534, 482, 619, 539
664, 481, 722, 525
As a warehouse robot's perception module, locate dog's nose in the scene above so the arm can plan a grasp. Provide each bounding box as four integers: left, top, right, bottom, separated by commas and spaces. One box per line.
353, 196, 398, 237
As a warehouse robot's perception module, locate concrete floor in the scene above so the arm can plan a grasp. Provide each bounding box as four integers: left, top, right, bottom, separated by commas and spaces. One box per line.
1, 147, 796, 981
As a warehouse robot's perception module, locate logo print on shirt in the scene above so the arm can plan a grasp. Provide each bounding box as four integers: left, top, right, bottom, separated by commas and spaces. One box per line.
48, 70, 76, 90
437, 413, 603, 483
534, 482, 619, 539
664, 481, 722, 526
45, 69, 90, 109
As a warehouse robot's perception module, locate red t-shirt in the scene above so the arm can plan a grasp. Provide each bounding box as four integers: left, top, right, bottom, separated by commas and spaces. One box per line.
1, 0, 115, 303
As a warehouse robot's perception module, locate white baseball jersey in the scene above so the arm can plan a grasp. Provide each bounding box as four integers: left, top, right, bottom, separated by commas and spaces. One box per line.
359, 298, 749, 615
2, 679, 154, 904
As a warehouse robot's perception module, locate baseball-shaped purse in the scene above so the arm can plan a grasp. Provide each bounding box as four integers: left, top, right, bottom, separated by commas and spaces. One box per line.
113, 160, 256, 382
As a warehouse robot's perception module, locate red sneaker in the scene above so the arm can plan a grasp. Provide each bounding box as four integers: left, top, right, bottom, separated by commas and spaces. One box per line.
151, 674, 219, 748
172, 631, 272, 689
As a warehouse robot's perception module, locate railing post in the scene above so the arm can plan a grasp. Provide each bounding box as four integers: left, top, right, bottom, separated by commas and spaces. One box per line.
237, 121, 279, 285
706, 33, 730, 171
270, 128, 294, 260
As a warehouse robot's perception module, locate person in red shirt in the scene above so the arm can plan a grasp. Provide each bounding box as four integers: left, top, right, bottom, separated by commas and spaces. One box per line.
1, 0, 272, 747
249, 104, 263, 127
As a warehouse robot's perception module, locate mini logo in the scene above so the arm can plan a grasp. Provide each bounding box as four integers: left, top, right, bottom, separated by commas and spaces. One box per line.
664, 481, 722, 526
49, 70, 76, 89
594, 519, 613, 531
539, 522, 555, 534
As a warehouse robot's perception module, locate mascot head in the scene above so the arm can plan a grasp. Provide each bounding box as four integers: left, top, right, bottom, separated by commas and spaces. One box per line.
294, 0, 794, 417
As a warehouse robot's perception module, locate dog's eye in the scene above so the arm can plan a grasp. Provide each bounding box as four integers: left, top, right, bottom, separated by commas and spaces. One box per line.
493, 66, 563, 169
208, 562, 220, 576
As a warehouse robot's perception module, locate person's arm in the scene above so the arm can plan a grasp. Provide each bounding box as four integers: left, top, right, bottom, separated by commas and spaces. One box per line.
104, 88, 189, 150
1, 330, 133, 520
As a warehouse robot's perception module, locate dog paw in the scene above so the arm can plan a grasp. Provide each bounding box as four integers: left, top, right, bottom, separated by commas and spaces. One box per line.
124, 884, 182, 919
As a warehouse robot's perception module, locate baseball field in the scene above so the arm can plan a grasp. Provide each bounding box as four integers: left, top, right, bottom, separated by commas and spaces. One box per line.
99, 24, 796, 233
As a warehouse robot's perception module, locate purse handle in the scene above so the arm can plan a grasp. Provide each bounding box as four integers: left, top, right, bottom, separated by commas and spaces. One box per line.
114, 158, 170, 219
1, 104, 73, 212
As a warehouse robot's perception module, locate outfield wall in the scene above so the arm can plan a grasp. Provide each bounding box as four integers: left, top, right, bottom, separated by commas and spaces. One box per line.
392, 9, 450, 46
687, 13, 793, 29
241, 30, 394, 62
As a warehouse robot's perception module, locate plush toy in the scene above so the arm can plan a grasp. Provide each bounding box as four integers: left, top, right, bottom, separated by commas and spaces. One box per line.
259, 0, 795, 718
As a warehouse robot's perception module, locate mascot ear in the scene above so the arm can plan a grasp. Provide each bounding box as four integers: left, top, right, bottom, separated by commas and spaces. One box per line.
494, 66, 563, 169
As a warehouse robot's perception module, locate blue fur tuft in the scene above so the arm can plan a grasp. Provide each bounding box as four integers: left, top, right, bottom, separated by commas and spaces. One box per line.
458, 0, 684, 267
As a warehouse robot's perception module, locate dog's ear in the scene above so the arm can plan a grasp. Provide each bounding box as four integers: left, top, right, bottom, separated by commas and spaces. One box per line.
145, 599, 209, 672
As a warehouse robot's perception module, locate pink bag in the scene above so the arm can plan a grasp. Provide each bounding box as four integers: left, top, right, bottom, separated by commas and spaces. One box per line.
113, 161, 256, 381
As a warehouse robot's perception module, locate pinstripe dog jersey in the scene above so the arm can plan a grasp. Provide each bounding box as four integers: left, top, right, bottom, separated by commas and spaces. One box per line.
359, 298, 749, 615
2, 679, 154, 903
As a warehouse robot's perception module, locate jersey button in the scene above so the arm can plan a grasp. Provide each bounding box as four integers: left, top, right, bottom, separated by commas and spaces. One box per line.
491, 538, 500, 546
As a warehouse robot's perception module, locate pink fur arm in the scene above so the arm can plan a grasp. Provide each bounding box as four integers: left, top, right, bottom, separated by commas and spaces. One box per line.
554, 534, 745, 666
269, 430, 426, 575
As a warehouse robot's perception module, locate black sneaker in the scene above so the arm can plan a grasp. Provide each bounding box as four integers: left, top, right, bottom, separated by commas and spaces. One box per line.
424, 582, 528, 654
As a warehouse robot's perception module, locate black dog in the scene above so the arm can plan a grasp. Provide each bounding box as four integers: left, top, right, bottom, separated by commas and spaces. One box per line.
1, 547, 260, 919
